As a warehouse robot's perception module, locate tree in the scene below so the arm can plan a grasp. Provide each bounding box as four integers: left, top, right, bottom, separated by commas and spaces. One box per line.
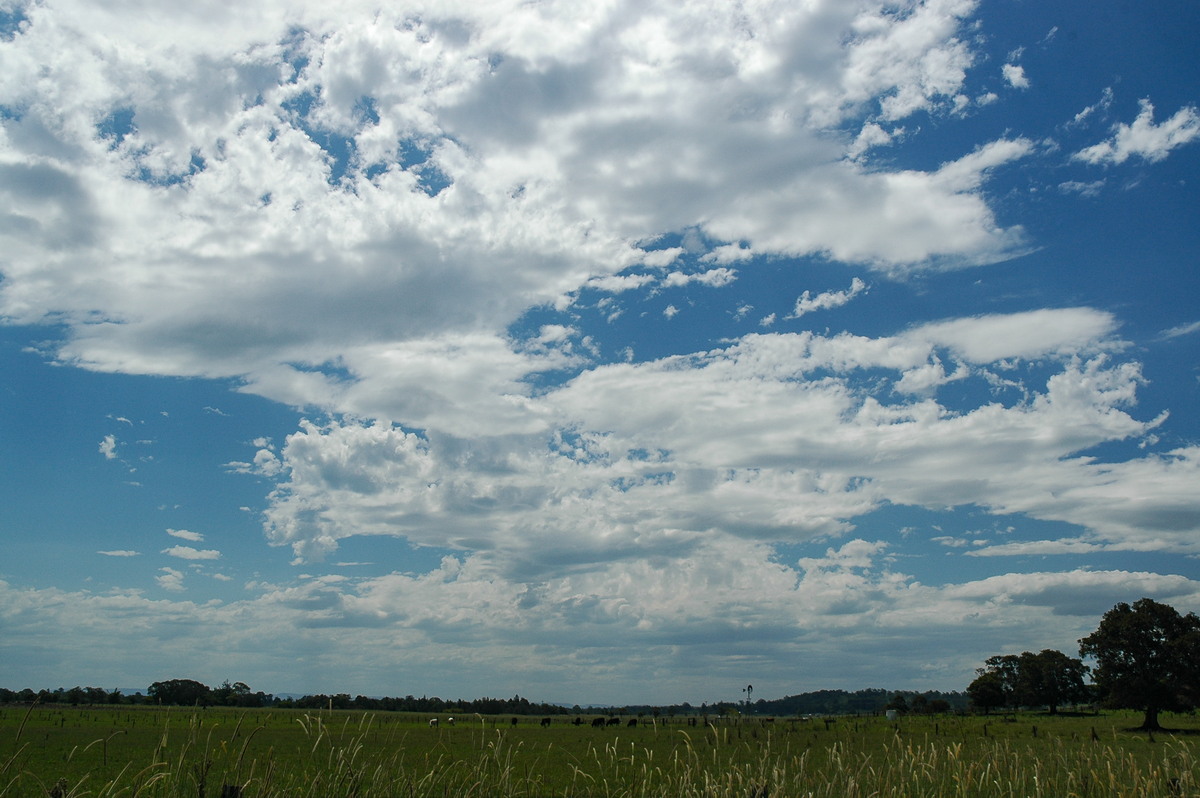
968, 654, 1026, 711
148, 679, 212, 706
969, 650, 1088, 714
966, 670, 1006, 714
1079, 598, 1200, 731
1019, 649, 1088, 714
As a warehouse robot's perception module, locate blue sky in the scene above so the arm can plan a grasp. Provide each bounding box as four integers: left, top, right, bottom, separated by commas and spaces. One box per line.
1, 0, 1199, 705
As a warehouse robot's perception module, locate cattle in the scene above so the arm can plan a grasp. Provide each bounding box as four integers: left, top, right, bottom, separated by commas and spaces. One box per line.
591, 717, 606, 728
606, 717, 620, 727
511, 717, 519, 726
447, 717, 455, 726
540, 717, 552, 727
573, 717, 583, 726
627, 718, 637, 727
428, 718, 438, 727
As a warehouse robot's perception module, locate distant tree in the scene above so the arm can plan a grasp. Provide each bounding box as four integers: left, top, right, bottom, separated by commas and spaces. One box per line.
967, 670, 1006, 714
969, 650, 1087, 714
148, 679, 211, 706
1079, 598, 1200, 731
927, 699, 952, 714
1019, 650, 1089, 714
212, 680, 256, 706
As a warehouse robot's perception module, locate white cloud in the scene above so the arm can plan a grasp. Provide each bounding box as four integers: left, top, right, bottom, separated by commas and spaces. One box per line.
1075, 99, 1200, 165
701, 243, 753, 264
98, 550, 140, 557
790, 277, 867, 318
5, 556, 1198, 702
848, 122, 893, 159
1001, 63, 1028, 89
1070, 87, 1114, 127
162, 545, 221, 561
586, 273, 657, 294
663, 268, 738, 288
967, 538, 1104, 557
1058, 180, 1105, 197
249, 309, 1186, 577
0, 0, 1034, 415
2, 0, 1196, 701
167, 528, 205, 542
1160, 320, 1200, 340
155, 567, 185, 592
903, 307, 1118, 363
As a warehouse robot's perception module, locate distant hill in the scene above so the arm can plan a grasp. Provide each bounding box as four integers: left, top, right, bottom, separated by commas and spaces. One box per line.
610, 688, 969, 718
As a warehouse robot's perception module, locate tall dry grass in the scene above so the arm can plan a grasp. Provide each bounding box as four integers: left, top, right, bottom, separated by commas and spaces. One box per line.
4, 708, 1199, 797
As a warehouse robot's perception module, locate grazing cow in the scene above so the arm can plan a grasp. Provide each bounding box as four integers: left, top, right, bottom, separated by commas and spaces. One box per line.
606, 717, 620, 727
591, 717, 606, 728
447, 717, 455, 726
540, 717, 551, 727
573, 717, 583, 726
428, 718, 438, 727
627, 718, 637, 727
511, 717, 519, 726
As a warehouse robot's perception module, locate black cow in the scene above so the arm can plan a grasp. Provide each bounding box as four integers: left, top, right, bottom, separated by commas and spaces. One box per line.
591, 717, 606, 728
540, 717, 551, 727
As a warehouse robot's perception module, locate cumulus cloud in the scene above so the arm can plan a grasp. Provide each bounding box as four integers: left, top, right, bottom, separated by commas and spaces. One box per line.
1075, 99, 1200, 165
1, 0, 1195, 699
162, 545, 221, 561
99, 434, 117, 460
663, 268, 738, 288
903, 307, 1118, 363
790, 277, 867, 318
0, 0, 1032, 408
1002, 63, 1029, 89
5, 556, 1197, 701
155, 567, 185, 592
167, 528, 204, 542
249, 308, 1186, 577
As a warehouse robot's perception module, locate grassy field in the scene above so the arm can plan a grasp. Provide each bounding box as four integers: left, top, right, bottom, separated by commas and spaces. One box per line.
3, 704, 1199, 796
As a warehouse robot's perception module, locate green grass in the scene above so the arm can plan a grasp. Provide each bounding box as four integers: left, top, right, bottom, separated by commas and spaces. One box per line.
3, 705, 1199, 796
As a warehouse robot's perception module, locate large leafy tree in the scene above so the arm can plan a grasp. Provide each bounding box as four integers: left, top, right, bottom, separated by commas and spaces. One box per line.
966, 670, 1006, 714
968, 650, 1088, 714
147, 678, 212, 707
1018, 649, 1089, 714
1079, 598, 1200, 731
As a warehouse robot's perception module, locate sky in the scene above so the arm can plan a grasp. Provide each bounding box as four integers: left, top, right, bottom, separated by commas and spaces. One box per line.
1, 0, 1199, 707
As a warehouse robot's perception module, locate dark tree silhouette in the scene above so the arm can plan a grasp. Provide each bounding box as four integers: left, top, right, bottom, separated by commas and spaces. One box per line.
148, 679, 212, 706
966, 670, 1006, 714
969, 650, 1088, 714
1079, 598, 1200, 731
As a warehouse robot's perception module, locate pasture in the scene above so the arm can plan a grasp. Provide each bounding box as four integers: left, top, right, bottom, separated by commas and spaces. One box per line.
3, 704, 1199, 796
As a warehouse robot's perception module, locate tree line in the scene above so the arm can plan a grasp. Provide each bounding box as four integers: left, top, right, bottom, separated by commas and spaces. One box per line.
968, 598, 1200, 730
0, 679, 571, 717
